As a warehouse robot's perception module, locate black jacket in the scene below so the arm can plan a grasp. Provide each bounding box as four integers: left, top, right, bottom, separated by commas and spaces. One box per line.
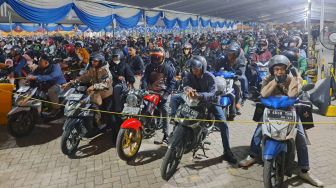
125, 55, 145, 75
109, 61, 135, 85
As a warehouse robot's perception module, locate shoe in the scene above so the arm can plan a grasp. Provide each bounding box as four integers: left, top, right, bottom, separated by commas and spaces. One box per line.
299, 171, 324, 187
241, 98, 246, 106
236, 109, 241, 115
223, 151, 237, 164
154, 135, 168, 145
238, 155, 256, 167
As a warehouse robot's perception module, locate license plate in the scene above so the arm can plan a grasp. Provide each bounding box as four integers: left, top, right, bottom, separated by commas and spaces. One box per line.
66, 93, 83, 101
267, 109, 294, 121
122, 106, 140, 115
180, 105, 199, 119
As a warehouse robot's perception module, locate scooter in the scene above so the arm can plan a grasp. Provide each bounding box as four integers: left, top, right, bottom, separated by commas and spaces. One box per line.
261, 84, 314, 188
7, 80, 70, 137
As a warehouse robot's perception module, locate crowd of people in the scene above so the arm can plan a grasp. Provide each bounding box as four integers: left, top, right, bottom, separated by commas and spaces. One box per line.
0, 28, 323, 187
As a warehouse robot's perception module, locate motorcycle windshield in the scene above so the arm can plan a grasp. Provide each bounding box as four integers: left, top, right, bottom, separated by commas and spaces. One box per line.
261, 96, 297, 109
213, 71, 235, 79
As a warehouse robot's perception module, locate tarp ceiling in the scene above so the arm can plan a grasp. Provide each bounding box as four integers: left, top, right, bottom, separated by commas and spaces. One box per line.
106, 0, 336, 23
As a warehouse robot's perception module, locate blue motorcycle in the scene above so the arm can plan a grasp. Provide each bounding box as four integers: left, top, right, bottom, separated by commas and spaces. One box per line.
212, 71, 237, 120
249, 61, 269, 100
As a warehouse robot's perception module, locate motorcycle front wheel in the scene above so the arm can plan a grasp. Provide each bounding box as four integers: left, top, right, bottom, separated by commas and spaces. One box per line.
263, 153, 285, 188
7, 110, 36, 137
116, 128, 142, 161
60, 123, 80, 156
161, 126, 186, 180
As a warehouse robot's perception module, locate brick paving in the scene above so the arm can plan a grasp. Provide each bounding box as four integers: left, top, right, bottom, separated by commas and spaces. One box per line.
0, 100, 336, 188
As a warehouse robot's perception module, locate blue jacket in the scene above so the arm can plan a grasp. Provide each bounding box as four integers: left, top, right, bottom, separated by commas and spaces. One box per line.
33, 64, 66, 85
14, 57, 28, 77
184, 71, 216, 102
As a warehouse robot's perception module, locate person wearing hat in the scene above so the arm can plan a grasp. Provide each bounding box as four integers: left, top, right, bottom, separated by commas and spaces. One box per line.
27, 54, 66, 118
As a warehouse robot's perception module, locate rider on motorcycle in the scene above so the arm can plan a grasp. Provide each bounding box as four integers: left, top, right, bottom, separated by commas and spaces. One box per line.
282, 48, 307, 79
216, 42, 248, 110
141, 47, 176, 144
27, 54, 66, 118
177, 42, 193, 77
63, 53, 113, 128
238, 55, 323, 187
170, 55, 237, 164
109, 48, 135, 113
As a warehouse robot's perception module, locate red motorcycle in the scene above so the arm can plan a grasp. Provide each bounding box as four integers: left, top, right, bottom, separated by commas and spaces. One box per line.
116, 89, 163, 161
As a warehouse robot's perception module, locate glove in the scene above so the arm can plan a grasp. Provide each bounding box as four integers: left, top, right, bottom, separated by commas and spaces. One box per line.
275, 74, 287, 83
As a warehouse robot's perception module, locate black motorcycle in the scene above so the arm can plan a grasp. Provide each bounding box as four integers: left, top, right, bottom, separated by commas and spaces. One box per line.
60, 83, 112, 156
161, 93, 214, 180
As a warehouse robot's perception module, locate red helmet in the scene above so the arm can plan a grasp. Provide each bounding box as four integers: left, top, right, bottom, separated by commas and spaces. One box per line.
48, 38, 54, 46
64, 44, 75, 54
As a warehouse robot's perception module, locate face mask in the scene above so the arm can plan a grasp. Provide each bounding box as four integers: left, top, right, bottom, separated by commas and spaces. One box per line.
113, 60, 120, 64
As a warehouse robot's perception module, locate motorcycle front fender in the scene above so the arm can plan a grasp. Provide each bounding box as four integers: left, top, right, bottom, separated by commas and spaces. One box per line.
263, 139, 287, 161
63, 118, 82, 131
120, 118, 143, 131
7, 106, 31, 116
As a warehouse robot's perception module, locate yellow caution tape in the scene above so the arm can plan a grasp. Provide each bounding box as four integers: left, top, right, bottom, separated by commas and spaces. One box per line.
1, 87, 335, 125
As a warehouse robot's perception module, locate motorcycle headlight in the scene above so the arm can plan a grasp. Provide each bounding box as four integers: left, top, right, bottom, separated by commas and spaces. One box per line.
126, 93, 138, 107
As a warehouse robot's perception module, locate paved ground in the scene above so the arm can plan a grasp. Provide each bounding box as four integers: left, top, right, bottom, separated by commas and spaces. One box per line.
0, 99, 336, 188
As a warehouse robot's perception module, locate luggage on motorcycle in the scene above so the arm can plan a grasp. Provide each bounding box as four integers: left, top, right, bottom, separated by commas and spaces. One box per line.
253, 102, 265, 122
295, 101, 314, 130
310, 77, 331, 115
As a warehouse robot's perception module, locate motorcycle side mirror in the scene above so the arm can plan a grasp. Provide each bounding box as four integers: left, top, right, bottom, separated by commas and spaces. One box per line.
301, 83, 315, 92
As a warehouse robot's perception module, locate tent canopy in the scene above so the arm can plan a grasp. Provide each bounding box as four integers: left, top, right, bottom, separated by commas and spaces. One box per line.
107, 0, 336, 23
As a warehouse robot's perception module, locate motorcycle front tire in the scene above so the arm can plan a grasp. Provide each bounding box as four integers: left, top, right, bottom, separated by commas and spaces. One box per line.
7, 110, 36, 137
161, 125, 186, 181
263, 154, 285, 188
116, 128, 143, 161
60, 123, 80, 156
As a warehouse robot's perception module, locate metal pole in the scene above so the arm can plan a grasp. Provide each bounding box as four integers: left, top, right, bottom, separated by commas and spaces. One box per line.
144, 10, 147, 47
317, 0, 324, 80
8, 11, 13, 35
112, 20, 115, 43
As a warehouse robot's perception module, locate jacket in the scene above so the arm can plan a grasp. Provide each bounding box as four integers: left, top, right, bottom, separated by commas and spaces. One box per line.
125, 55, 144, 75
34, 64, 66, 85
260, 75, 299, 98
142, 61, 176, 94
109, 62, 135, 85
76, 48, 90, 64
250, 50, 272, 64
77, 67, 113, 100
215, 50, 247, 76
184, 71, 216, 102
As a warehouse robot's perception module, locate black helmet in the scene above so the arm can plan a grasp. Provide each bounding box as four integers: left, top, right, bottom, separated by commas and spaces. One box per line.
226, 42, 240, 58
257, 38, 268, 53
268, 55, 290, 74
188, 55, 207, 73
91, 53, 106, 67
39, 53, 51, 63
150, 47, 165, 67
111, 48, 124, 61
281, 48, 298, 63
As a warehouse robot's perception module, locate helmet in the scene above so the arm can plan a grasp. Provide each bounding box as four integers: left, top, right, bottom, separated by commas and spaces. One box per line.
188, 55, 207, 74
111, 48, 124, 61
257, 38, 268, 53
281, 49, 298, 63
4, 44, 13, 54
65, 44, 75, 54
268, 55, 290, 74
225, 42, 241, 58
47, 38, 54, 46
182, 42, 192, 50
150, 47, 165, 67
289, 36, 302, 48
75, 41, 83, 48
91, 53, 106, 67
39, 53, 51, 63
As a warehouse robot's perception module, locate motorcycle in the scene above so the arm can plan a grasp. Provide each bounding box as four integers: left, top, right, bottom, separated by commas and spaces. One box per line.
261, 84, 314, 188
213, 71, 237, 120
161, 93, 214, 180
116, 89, 163, 161
60, 83, 112, 156
249, 61, 269, 100
7, 80, 69, 137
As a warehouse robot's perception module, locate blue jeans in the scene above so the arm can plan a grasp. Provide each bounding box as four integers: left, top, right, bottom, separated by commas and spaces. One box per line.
250, 121, 310, 170
170, 94, 231, 152
238, 75, 249, 99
